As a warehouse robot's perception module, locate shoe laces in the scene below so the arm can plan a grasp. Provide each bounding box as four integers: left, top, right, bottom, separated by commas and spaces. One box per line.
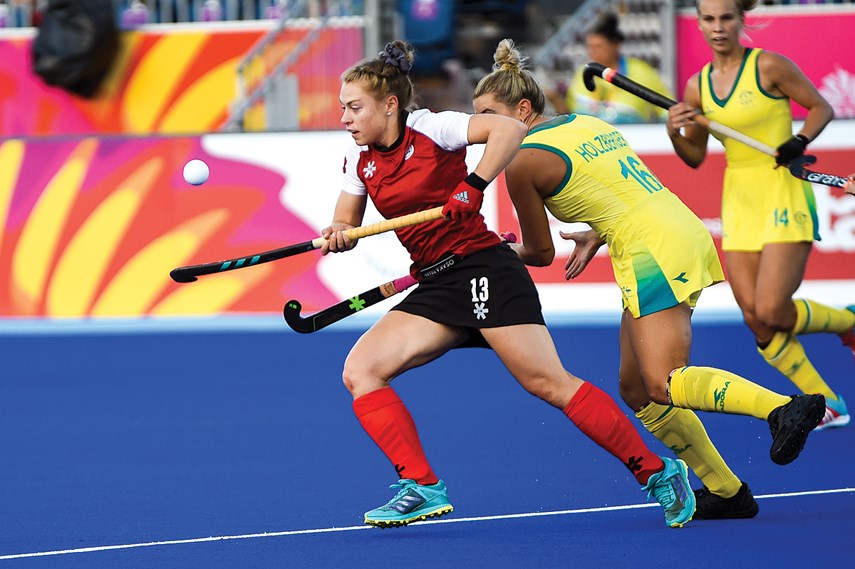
383, 479, 418, 507
647, 473, 678, 510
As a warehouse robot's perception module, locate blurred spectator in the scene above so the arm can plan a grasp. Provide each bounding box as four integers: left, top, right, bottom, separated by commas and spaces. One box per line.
121, 0, 150, 27
563, 11, 672, 124
2, 0, 44, 27
199, 0, 222, 21
398, 0, 457, 75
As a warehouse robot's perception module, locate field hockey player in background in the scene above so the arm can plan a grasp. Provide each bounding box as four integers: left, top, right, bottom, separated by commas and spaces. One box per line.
563, 10, 672, 124
666, 0, 853, 430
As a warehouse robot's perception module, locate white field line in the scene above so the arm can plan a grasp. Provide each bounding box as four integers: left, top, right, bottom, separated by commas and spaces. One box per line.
2, 487, 853, 560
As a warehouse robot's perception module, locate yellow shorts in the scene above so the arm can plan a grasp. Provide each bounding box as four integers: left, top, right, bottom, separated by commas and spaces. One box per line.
608, 193, 725, 318
721, 159, 820, 252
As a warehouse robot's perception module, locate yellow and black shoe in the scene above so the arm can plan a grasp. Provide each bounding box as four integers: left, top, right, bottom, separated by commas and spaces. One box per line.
769, 394, 825, 465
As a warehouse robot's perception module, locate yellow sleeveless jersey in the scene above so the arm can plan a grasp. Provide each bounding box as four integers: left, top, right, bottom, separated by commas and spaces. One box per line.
700, 48, 792, 165
699, 48, 819, 250
523, 114, 723, 317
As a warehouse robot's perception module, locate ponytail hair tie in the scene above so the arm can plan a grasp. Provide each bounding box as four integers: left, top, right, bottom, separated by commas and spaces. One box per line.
379, 43, 412, 74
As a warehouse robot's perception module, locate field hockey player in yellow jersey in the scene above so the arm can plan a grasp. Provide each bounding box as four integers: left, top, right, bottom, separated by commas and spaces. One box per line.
565, 11, 671, 124
667, 0, 853, 430
472, 38, 831, 518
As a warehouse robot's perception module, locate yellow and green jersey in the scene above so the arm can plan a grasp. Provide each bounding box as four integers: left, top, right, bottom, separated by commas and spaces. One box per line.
523, 114, 723, 316
699, 47, 793, 166
699, 47, 819, 251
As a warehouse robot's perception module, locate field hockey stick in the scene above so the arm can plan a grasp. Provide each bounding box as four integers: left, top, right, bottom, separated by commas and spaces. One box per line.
787, 155, 848, 189
284, 275, 418, 333
581, 62, 848, 189
282, 231, 518, 333
170, 206, 444, 283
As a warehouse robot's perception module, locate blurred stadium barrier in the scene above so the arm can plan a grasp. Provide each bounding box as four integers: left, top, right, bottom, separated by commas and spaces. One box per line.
0, 1, 365, 28
225, 4, 367, 132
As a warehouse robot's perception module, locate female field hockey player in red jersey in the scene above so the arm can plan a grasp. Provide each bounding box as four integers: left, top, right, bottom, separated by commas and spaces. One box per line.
668, 0, 853, 429
321, 40, 696, 529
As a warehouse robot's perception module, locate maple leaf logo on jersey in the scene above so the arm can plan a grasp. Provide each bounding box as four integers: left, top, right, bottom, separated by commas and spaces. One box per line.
363, 160, 377, 178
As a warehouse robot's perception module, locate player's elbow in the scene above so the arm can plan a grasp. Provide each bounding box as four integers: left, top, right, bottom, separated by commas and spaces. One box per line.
521, 246, 555, 267
511, 119, 529, 140
681, 154, 704, 169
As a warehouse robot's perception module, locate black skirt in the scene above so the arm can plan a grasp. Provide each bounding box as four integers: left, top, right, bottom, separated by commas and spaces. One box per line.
391, 243, 545, 347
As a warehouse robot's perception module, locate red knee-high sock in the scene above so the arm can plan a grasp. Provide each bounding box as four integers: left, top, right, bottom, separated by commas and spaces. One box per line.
563, 382, 664, 485
352, 387, 438, 485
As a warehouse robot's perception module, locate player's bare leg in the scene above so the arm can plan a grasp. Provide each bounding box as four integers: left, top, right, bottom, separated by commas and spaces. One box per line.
484, 324, 696, 527
620, 307, 757, 518
345, 311, 465, 527
728, 245, 849, 428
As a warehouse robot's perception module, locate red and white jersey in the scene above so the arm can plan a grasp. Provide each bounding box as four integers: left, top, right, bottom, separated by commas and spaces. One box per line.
342, 108, 500, 272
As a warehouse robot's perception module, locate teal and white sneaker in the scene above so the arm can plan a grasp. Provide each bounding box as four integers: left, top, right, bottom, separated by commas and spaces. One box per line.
364, 479, 453, 528
642, 457, 696, 528
815, 394, 850, 431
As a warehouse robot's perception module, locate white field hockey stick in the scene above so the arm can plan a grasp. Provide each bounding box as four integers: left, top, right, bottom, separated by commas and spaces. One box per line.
582, 62, 848, 189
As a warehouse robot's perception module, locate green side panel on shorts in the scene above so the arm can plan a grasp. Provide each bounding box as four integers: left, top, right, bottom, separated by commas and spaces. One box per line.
801, 182, 821, 241
634, 251, 679, 317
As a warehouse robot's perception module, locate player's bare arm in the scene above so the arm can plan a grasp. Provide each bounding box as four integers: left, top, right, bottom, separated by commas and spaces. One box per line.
505, 147, 560, 267
466, 113, 528, 181
322, 191, 367, 254
758, 51, 833, 143
667, 74, 709, 168
844, 173, 855, 196
560, 229, 605, 280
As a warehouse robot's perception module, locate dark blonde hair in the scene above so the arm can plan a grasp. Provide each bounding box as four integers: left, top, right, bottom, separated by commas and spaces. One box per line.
696, 0, 758, 16
341, 40, 416, 111
473, 38, 545, 114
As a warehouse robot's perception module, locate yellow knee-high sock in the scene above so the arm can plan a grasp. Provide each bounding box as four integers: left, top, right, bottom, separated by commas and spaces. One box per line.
668, 365, 790, 420
793, 299, 855, 335
636, 402, 742, 499
758, 331, 837, 400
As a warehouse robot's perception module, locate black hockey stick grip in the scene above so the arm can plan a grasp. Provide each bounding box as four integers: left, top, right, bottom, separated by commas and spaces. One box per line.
582, 62, 848, 189
582, 62, 774, 154
583, 62, 677, 110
